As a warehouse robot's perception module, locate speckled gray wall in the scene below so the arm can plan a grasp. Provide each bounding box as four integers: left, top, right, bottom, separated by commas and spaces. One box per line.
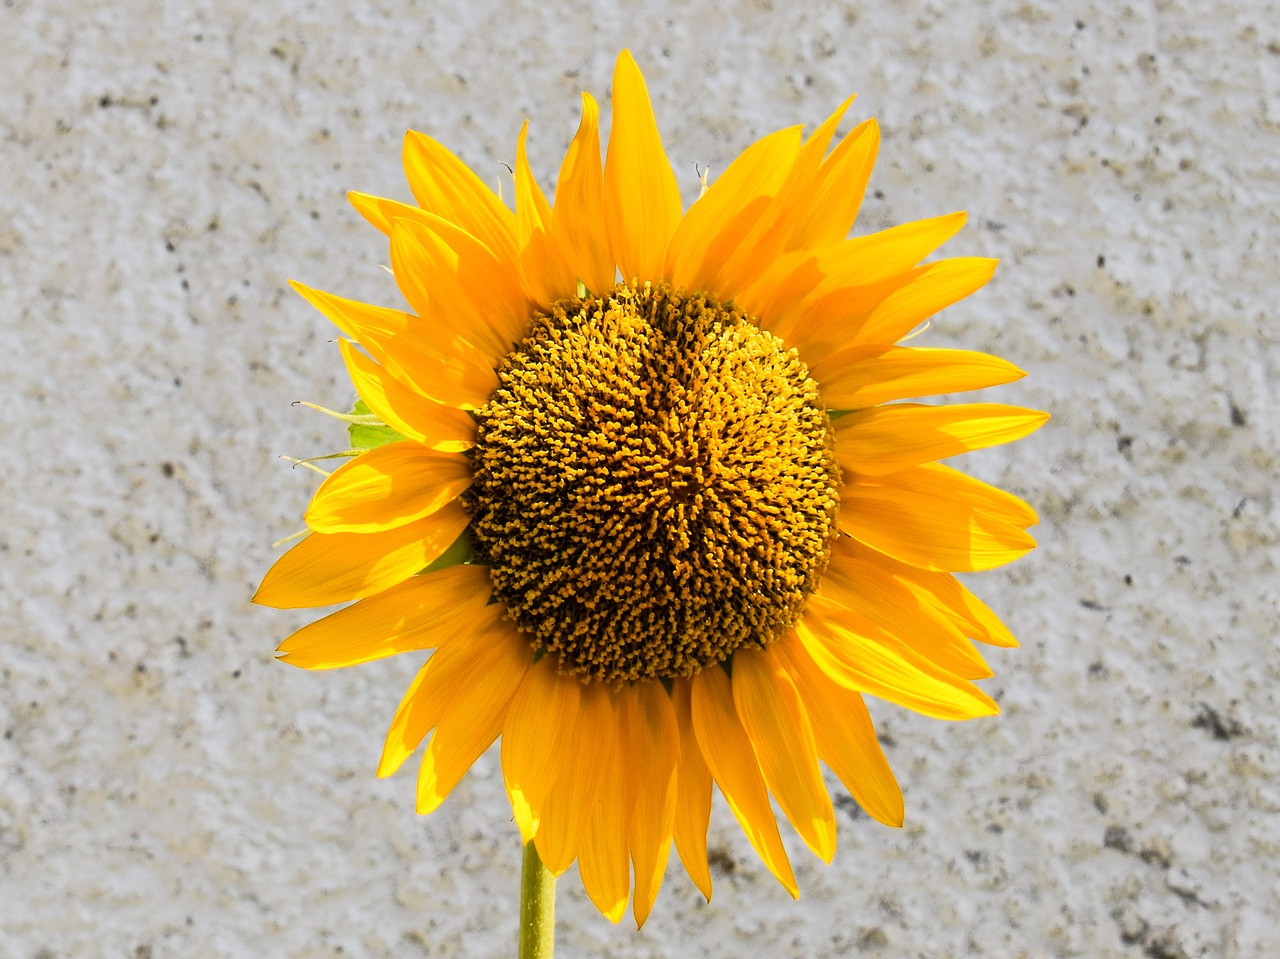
2, 1, 1276, 957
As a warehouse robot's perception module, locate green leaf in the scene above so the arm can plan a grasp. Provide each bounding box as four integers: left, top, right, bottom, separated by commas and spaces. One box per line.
348, 397, 408, 450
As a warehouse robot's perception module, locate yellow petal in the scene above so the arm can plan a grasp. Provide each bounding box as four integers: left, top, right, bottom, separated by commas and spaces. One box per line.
852, 256, 999, 346
833, 539, 1019, 648
515, 121, 578, 308
775, 634, 904, 827
769, 95, 858, 253
347, 190, 472, 243
732, 247, 822, 328
670, 678, 713, 900
842, 463, 1038, 572
798, 595, 999, 720
623, 682, 679, 928
812, 345, 1025, 410
276, 563, 495, 670
577, 696, 631, 923
666, 125, 803, 293
533, 681, 612, 875
305, 442, 472, 534
501, 657, 582, 843
732, 647, 836, 863
787, 257, 997, 360
769, 269, 906, 352
732, 119, 881, 318
377, 616, 526, 778
690, 665, 798, 897
894, 461, 1041, 527
713, 95, 856, 298
290, 278, 417, 342
401, 131, 520, 269
551, 93, 614, 296
377, 658, 446, 779
253, 500, 471, 608
785, 117, 879, 251
908, 574, 1019, 648
822, 541, 993, 680
339, 340, 477, 450
604, 50, 681, 281
803, 213, 968, 307
344, 334, 496, 415
415, 618, 530, 814
291, 281, 499, 408
389, 216, 530, 361
348, 190, 408, 236
834, 403, 1050, 476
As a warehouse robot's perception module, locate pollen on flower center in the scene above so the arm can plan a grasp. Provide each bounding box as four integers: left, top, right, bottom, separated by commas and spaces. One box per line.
464, 281, 841, 684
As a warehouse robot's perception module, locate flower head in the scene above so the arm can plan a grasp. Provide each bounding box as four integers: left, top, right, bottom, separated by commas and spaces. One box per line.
256, 50, 1047, 925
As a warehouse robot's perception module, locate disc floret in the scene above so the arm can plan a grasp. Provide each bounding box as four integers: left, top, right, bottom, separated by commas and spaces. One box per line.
466, 282, 841, 683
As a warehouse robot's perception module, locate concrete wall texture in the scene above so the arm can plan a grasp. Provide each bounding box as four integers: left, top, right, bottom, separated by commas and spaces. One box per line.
2, 0, 1276, 956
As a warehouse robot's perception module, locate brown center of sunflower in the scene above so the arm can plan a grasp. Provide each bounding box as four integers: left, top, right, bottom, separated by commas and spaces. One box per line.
464, 281, 840, 683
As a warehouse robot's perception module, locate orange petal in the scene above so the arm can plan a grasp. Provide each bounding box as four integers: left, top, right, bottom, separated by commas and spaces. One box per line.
551, 93, 615, 295
339, 340, 478, 450
732, 647, 836, 863
623, 682, 679, 927
812, 345, 1025, 410
604, 50, 681, 281
401, 131, 520, 269
833, 403, 1050, 476
797, 595, 999, 720
305, 442, 472, 534
775, 635, 904, 827
415, 618, 530, 814
501, 657, 582, 843
290, 278, 419, 342
690, 665, 798, 897
577, 696, 631, 923
276, 563, 495, 670
253, 500, 471, 608
670, 678, 713, 900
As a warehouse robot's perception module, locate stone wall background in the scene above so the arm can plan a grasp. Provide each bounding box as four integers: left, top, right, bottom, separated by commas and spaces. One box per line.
2, 1, 1276, 956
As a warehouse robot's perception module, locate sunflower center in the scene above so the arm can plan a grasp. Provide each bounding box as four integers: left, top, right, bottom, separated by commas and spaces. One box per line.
464, 281, 840, 683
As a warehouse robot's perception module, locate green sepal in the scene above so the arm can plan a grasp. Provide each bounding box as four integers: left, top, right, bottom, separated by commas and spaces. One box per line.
348, 397, 408, 450
421, 528, 476, 574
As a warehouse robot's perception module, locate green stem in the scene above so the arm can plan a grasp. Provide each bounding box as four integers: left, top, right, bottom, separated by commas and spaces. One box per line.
518, 840, 556, 959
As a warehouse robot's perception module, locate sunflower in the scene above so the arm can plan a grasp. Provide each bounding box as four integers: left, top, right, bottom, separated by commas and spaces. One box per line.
256, 50, 1046, 926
